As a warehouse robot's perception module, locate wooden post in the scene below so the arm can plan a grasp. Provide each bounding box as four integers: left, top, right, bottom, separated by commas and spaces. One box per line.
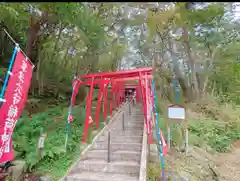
82, 76, 95, 143
138, 73, 148, 141
168, 105, 186, 153
95, 80, 103, 128
109, 82, 113, 116
103, 81, 108, 121
37, 131, 47, 160
145, 73, 153, 144
167, 124, 171, 149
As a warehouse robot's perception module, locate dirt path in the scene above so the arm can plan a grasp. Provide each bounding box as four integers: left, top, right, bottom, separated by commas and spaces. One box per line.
216, 146, 240, 181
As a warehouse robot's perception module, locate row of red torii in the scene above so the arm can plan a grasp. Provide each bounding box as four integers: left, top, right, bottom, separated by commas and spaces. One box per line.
69, 67, 154, 144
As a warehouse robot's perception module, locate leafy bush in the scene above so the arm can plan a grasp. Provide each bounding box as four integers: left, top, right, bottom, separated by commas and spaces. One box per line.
13, 105, 86, 172
147, 162, 161, 181
188, 120, 240, 152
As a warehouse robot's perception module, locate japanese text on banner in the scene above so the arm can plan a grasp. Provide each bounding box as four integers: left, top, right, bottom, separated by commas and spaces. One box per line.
0, 51, 33, 163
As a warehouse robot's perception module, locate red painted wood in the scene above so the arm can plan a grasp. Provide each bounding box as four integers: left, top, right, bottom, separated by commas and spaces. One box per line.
82, 67, 152, 79
81, 75, 152, 86
95, 80, 104, 129
109, 82, 113, 116
82, 77, 95, 143
76, 67, 154, 143
103, 82, 108, 121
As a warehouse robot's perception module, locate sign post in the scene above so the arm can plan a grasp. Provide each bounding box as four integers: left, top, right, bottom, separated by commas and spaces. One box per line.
37, 131, 47, 159
167, 78, 188, 154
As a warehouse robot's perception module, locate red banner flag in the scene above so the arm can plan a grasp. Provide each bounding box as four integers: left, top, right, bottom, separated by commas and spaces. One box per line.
160, 131, 168, 156
68, 114, 73, 123
71, 79, 81, 105
0, 50, 33, 163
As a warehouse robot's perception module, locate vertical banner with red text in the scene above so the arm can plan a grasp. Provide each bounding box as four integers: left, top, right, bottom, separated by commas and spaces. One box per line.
0, 50, 33, 163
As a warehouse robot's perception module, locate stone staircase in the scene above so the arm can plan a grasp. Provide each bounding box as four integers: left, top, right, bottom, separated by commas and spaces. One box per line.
62, 103, 146, 181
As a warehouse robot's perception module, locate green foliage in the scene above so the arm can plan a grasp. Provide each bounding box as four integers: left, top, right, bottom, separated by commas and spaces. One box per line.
147, 162, 161, 181
210, 43, 240, 103
0, 3, 29, 44
174, 3, 224, 28
145, 3, 239, 105
0, 3, 126, 98
147, 3, 224, 38
189, 120, 240, 152
1, 2, 240, 178
13, 106, 85, 172
0, 67, 7, 79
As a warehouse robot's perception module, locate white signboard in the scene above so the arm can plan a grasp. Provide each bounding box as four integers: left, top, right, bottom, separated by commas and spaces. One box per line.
38, 136, 46, 149
168, 106, 186, 120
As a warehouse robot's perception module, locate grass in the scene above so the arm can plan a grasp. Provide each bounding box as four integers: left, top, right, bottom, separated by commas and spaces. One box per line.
147, 95, 240, 180
154, 94, 240, 153
188, 119, 240, 152
147, 162, 161, 181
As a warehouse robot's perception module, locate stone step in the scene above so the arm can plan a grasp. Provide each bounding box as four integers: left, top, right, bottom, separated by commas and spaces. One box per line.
60, 106, 146, 181
111, 122, 143, 127
123, 119, 144, 123
131, 116, 144, 118
66, 171, 138, 181
82, 150, 141, 162
108, 130, 143, 137
92, 142, 142, 152
110, 128, 143, 132
124, 114, 143, 117
113, 120, 144, 124
113, 122, 144, 128
126, 120, 144, 123
109, 128, 143, 133
131, 116, 143, 118
98, 135, 142, 143
73, 160, 140, 174
112, 124, 143, 129
131, 118, 144, 121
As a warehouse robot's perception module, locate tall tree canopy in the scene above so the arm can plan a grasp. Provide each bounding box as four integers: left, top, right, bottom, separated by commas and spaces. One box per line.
0, 2, 239, 104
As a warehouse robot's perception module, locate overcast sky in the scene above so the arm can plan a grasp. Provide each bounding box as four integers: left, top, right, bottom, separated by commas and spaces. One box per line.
233, 3, 240, 20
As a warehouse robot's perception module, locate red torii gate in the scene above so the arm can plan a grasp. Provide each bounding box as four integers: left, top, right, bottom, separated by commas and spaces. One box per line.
70, 68, 154, 143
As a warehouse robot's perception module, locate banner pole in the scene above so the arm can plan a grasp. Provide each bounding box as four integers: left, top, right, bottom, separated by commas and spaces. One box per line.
3, 29, 34, 67
65, 76, 77, 150
173, 78, 180, 104
0, 45, 19, 103
152, 79, 166, 181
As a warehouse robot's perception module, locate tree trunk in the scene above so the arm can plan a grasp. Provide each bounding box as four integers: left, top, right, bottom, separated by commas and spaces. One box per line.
182, 26, 200, 100
168, 39, 193, 101
182, 2, 200, 100
26, 11, 48, 62
26, 16, 41, 61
